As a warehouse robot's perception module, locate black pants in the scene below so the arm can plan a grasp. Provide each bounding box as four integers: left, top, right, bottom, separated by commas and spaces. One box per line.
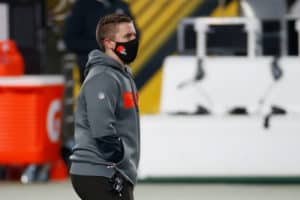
70, 174, 134, 200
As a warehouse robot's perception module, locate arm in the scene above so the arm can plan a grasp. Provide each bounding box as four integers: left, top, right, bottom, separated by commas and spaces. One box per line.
84, 73, 123, 163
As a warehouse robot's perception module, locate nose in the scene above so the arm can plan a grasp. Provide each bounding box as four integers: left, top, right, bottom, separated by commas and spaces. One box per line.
130, 34, 136, 41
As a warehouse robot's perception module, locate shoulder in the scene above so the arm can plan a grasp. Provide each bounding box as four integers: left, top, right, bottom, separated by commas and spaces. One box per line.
83, 68, 122, 91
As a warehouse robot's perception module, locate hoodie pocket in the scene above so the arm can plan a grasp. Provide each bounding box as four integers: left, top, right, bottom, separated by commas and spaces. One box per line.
116, 140, 127, 165
96, 135, 124, 163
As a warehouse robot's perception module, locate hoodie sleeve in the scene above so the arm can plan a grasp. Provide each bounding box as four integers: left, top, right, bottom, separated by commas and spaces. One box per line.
83, 73, 123, 163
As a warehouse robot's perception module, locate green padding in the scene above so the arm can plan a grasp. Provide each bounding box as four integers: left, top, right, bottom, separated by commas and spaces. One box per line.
138, 177, 300, 184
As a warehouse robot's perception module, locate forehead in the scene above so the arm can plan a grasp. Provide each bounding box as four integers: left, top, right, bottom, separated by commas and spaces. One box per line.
115, 22, 136, 35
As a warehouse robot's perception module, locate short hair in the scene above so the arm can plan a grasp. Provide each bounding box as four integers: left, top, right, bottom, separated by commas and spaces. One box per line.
96, 13, 133, 51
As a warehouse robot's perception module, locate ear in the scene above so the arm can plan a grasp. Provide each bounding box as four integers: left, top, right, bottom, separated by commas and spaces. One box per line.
103, 38, 115, 50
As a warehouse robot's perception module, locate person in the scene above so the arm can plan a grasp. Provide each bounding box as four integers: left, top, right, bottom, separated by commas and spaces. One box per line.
69, 13, 140, 200
64, 0, 137, 83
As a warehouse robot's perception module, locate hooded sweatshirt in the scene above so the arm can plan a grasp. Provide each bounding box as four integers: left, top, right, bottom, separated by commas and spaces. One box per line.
70, 49, 140, 185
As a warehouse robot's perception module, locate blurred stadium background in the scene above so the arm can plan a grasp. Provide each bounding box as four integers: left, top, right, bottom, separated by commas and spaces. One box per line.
1, 0, 300, 199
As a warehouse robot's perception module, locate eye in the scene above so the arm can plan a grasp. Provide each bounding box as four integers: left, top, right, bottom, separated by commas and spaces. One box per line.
125, 33, 136, 40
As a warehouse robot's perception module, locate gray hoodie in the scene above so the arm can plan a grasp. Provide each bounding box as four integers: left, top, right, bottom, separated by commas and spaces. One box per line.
70, 49, 140, 185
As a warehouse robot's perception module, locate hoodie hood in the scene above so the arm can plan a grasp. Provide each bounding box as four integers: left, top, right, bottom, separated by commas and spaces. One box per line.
84, 49, 126, 77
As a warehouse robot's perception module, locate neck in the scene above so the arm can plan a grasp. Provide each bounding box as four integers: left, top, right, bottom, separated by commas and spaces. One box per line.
105, 49, 125, 67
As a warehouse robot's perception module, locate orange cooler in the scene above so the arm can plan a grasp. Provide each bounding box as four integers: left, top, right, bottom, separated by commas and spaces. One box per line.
0, 76, 65, 164
0, 40, 25, 76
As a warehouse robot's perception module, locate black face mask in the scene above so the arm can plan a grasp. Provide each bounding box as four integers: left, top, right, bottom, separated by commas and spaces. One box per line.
113, 38, 139, 64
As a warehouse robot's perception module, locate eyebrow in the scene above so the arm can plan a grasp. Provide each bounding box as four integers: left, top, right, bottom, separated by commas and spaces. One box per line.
124, 32, 136, 38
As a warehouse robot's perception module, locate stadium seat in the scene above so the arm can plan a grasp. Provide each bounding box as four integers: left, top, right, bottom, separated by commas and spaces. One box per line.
201, 57, 274, 115
160, 56, 274, 115
262, 57, 300, 114
160, 56, 210, 114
